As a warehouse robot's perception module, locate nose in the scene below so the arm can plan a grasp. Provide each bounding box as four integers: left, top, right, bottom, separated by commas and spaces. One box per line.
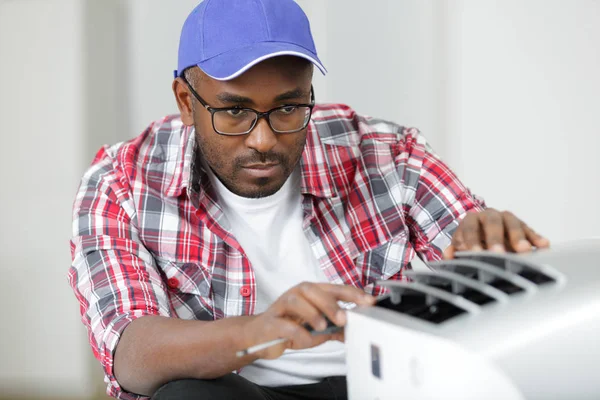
244, 117, 278, 154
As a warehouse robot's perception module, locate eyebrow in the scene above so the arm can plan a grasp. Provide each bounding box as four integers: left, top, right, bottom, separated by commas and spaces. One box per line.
215, 92, 255, 106
215, 87, 308, 106
273, 88, 307, 103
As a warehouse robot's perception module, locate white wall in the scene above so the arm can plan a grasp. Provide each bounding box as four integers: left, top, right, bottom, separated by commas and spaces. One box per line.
443, 0, 600, 243
123, 0, 200, 139
0, 0, 95, 398
303, 1, 445, 153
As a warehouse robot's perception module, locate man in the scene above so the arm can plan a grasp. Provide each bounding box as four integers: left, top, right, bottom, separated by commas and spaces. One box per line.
68, 0, 549, 399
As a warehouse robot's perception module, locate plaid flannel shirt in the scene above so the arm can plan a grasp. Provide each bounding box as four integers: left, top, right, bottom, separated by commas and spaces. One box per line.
69, 103, 484, 399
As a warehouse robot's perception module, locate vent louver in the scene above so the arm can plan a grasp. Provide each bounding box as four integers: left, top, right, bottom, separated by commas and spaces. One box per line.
456, 252, 557, 285
375, 280, 480, 324
376, 251, 561, 325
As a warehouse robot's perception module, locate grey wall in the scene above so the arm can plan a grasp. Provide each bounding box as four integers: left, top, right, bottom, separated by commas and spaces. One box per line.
441, 0, 600, 242
0, 1, 95, 398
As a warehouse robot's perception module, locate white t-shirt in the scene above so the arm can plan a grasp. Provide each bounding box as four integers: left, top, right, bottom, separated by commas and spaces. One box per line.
206, 167, 346, 386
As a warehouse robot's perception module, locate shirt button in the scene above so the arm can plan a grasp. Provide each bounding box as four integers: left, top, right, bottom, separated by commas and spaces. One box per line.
167, 277, 180, 289
240, 286, 251, 297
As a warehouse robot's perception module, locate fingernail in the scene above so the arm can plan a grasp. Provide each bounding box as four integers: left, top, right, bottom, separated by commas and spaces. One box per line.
517, 240, 532, 251
471, 245, 483, 252
490, 244, 505, 253
443, 247, 452, 259
317, 319, 327, 330
336, 310, 347, 325
537, 237, 550, 246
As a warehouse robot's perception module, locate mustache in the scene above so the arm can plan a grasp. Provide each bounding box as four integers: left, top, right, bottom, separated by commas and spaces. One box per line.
234, 151, 287, 168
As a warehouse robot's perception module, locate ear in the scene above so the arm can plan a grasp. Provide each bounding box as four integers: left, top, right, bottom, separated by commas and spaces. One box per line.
172, 77, 194, 126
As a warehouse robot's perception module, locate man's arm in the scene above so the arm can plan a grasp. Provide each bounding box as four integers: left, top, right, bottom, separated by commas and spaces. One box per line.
394, 128, 486, 261
114, 280, 373, 396
69, 152, 177, 398
70, 151, 250, 397
396, 128, 548, 260
70, 150, 373, 398
113, 315, 255, 395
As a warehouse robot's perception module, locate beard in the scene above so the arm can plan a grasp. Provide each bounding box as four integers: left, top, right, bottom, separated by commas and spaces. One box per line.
194, 124, 307, 199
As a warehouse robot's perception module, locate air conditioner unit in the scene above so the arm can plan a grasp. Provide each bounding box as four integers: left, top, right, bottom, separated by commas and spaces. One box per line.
346, 238, 600, 400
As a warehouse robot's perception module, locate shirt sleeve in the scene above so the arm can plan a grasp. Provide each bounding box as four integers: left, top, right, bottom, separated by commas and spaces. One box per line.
395, 128, 486, 263
68, 146, 172, 400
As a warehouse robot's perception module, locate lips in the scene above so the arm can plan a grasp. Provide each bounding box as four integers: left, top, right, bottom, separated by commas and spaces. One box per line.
242, 163, 280, 169
241, 162, 281, 178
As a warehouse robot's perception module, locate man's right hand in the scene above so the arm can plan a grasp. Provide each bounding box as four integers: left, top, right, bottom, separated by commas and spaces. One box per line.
114, 282, 375, 395
240, 282, 376, 360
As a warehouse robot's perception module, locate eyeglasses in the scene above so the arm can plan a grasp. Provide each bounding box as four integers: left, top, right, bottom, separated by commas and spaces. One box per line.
182, 77, 315, 136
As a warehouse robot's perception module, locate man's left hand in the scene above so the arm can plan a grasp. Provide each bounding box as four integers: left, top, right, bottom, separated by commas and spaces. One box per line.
443, 209, 550, 259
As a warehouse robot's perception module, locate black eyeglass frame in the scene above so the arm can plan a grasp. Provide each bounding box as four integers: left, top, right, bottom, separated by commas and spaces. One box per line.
182, 76, 316, 136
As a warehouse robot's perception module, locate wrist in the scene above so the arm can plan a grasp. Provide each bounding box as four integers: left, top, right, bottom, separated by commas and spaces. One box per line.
229, 314, 259, 351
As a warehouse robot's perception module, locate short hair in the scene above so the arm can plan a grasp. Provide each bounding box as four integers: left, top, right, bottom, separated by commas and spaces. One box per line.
183, 66, 200, 86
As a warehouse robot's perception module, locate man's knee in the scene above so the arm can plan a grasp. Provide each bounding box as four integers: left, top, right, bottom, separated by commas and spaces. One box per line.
152, 379, 203, 400
152, 375, 266, 400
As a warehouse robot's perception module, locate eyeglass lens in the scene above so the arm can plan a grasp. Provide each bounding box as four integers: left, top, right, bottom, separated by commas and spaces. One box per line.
213, 106, 311, 135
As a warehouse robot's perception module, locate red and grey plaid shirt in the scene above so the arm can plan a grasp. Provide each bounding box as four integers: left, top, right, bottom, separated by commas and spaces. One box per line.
69, 104, 484, 399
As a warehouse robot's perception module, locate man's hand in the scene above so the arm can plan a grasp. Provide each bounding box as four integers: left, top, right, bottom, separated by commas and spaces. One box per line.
240, 282, 375, 360
443, 208, 550, 259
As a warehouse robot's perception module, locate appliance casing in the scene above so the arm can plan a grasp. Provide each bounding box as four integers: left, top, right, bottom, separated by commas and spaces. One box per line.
346, 239, 600, 400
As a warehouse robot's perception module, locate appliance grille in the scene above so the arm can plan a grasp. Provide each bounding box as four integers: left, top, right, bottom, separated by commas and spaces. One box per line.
376, 251, 559, 324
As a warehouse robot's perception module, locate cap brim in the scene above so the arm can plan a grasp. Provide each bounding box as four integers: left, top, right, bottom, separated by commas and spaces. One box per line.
197, 42, 327, 81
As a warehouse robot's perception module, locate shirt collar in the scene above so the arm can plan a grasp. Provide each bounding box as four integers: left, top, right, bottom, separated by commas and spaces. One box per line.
164, 120, 337, 199
163, 123, 196, 198
298, 121, 337, 198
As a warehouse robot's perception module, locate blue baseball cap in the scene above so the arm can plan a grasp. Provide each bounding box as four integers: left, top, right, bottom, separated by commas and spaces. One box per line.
176, 0, 327, 80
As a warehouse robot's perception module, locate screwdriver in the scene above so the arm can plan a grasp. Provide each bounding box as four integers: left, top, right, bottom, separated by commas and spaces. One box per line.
236, 317, 342, 357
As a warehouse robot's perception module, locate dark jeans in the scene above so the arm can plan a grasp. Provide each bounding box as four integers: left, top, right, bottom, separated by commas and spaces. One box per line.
151, 373, 347, 400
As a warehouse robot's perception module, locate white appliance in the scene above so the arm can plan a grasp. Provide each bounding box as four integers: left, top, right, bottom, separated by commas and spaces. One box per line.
346, 239, 600, 400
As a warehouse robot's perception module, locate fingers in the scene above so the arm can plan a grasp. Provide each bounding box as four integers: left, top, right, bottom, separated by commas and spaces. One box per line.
330, 330, 345, 343
447, 209, 550, 258
456, 212, 482, 251
318, 283, 376, 306
522, 223, 550, 249
256, 315, 345, 360
277, 286, 331, 331
502, 211, 530, 252
300, 283, 374, 328
479, 210, 506, 252
443, 244, 455, 260
499, 211, 550, 252
269, 282, 373, 334
257, 318, 313, 359
295, 283, 345, 328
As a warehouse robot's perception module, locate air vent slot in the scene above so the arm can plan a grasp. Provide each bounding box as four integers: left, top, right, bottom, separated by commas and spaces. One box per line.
460, 288, 495, 305
376, 289, 465, 324
405, 271, 497, 306
486, 276, 524, 294
435, 264, 524, 295
375, 281, 479, 324
457, 253, 556, 285
428, 259, 537, 295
